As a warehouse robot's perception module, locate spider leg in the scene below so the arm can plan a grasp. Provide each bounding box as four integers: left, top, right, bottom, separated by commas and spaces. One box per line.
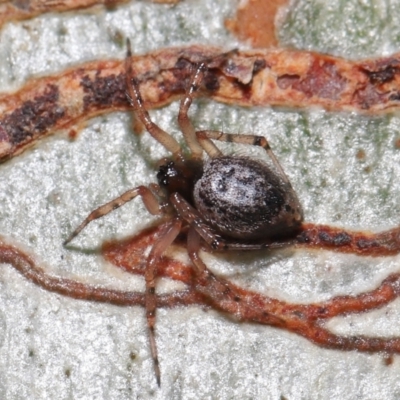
125, 39, 183, 159
64, 185, 162, 245
178, 62, 206, 159
194, 130, 222, 158
187, 226, 208, 274
145, 217, 182, 386
196, 130, 290, 184
186, 226, 250, 321
170, 192, 296, 251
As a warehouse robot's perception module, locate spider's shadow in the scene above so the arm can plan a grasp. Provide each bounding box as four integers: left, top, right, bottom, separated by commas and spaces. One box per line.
203, 245, 298, 278
63, 243, 102, 256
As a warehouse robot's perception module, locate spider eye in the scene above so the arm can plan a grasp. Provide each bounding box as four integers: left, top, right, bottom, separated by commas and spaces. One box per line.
157, 161, 178, 186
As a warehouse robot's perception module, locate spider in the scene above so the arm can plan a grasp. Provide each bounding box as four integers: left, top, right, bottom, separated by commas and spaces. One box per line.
64, 40, 304, 386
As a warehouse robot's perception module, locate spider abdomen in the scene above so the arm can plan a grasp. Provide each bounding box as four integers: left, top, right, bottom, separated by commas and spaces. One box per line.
193, 156, 303, 240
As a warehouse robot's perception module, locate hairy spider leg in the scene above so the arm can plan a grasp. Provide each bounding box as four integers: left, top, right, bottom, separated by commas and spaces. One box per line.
144, 218, 182, 386
64, 186, 162, 245
195, 130, 291, 184
63, 185, 178, 385
125, 39, 183, 160
176, 60, 293, 183
185, 226, 289, 322
177, 62, 206, 159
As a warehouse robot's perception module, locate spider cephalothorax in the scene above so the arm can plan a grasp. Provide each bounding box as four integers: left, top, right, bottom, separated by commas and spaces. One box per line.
156, 159, 203, 202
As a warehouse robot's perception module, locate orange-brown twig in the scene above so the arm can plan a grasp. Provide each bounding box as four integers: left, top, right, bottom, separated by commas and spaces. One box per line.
0, 237, 206, 308
2, 46, 400, 161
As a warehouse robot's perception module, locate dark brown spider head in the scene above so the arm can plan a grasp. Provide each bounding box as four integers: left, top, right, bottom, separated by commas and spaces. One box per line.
157, 159, 203, 204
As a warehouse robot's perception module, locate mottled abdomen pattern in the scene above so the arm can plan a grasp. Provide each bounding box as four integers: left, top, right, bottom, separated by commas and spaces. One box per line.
194, 156, 303, 240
